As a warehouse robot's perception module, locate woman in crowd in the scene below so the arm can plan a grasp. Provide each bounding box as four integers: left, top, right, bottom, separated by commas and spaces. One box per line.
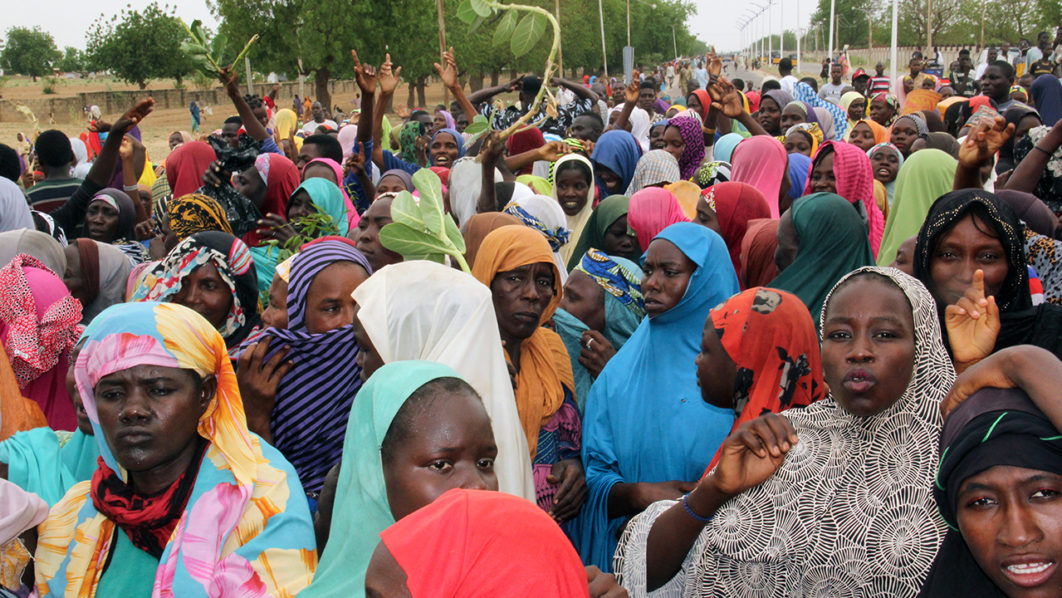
730, 136, 789, 217
756, 89, 791, 137
471, 225, 584, 519
133, 231, 260, 353
616, 267, 955, 596
592, 130, 641, 197
892, 113, 930, 158
567, 195, 640, 266
0, 255, 82, 431
870, 93, 900, 128
663, 114, 705, 181
553, 154, 596, 265
577, 222, 739, 571
699, 182, 771, 277
156, 193, 233, 252
503, 194, 572, 281
0, 229, 66, 280
804, 140, 886, 255
63, 239, 131, 324
868, 142, 905, 208
283, 178, 351, 237
625, 150, 680, 195
83, 188, 149, 264
352, 193, 404, 273
627, 187, 690, 251
770, 193, 876, 324
877, 149, 957, 265
554, 249, 646, 410
848, 118, 889, 153
34, 302, 316, 596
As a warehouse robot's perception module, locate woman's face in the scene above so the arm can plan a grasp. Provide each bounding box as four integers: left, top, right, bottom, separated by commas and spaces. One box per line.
65, 343, 93, 435
490, 262, 555, 344
382, 386, 498, 521
233, 166, 267, 209
63, 244, 90, 308
302, 162, 338, 185
555, 167, 590, 217
168, 133, 184, 151
649, 125, 667, 150
170, 263, 233, 331
758, 97, 782, 134
642, 239, 695, 318
808, 151, 837, 194
929, 213, 1008, 307
694, 194, 721, 235
847, 97, 867, 122
558, 270, 605, 332
376, 174, 408, 196
430, 132, 460, 168
594, 165, 622, 194
820, 276, 915, 418
891, 235, 918, 276
695, 315, 737, 408
891, 119, 919, 157
870, 99, 895, 126
687, 94, 703, 116
355, 196, 403, 273
774, 209, 799, 272
286, 189, 314, 223
957, 465, 1062, 598
432, 112, 447, 133
785, 132, 813, 157
352, 307, 385, 381
85, 200, 120, 243
780, 105, 806, 130
871, 149, 901, 184
261, 274, 289, 330
304, 261, 369, 334
662, 126, 686, 165
849, 122, 877, 153
94, 364, 213, 493
602, 214, 639, 261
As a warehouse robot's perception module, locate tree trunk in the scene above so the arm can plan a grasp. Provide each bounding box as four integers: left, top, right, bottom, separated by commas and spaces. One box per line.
314, 66, 332, 112
407, 81, 417, 109
416, 79, 427, 108
490, 70, 500, 86
470, 70, 484, 92
139, 80, 147, 90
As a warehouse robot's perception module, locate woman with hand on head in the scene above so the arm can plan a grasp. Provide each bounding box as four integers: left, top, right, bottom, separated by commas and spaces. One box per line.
616, 267, 955, 596
576, 222, 739, 571
566, 195, 641, 267
33, 302, 317, 597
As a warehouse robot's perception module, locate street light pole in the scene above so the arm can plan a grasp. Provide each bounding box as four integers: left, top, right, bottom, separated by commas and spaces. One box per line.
890, 0, 898, 95
827, 0, 836, 61
598, 0, 608, 77
768, 0, 773, 63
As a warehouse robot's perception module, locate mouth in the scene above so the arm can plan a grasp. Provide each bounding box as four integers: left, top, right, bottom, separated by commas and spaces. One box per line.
877, 168, 892, 177
512, 312, 539, 325
434, 156, 451, 166
842, 368, 877, 393
1001, 558, 1057, 588
117, 428, 153, 444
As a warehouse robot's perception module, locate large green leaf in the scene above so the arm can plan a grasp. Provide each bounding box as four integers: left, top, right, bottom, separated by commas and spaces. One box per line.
469, 0, 494, 18
379, 222, 448, 264
444, 214, 466, 254
413, 168, 445, 236
456, 0, 478, 24
389, 190, 421, 230
510, 13, 545, 58
493, 10, 517, 48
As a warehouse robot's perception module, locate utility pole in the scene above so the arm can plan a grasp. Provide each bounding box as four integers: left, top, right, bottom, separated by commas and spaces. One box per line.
436, 0, 449, 106
672, 25, 678, 58
598, 0, 609, 77
927, 0, 934, 49
827, 0, 836, 61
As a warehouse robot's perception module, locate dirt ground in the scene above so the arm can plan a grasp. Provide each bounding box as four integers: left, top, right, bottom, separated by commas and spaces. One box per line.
0, 76, 458, 163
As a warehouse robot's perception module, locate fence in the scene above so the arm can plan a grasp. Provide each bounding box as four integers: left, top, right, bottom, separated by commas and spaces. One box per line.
769, 45, 990, 75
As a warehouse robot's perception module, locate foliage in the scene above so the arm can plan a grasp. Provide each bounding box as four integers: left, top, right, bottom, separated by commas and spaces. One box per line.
57, 47, 86, 74
41, 77, 58, 94
380, 168, 469, 272
0, 27, 61, 81
86, 2, 194, 89
180, 19, 258, 79
259, 211, 342, 263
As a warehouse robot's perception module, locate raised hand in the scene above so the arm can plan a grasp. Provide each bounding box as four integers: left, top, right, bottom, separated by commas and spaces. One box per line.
219, 66, 240, 97
945, 269, 1001, 369
707, 413, 796, 497
709, 78, 745, 118
352, 49, 377, 95
434, 46, 460, 89
112, 98, 154, 136
707, 52, 723, 78
378, 53, 403, 95
235, 336, 293, 441
958, 115, 1014, 168
537, 140, 573, 162
624, 71, 641, 105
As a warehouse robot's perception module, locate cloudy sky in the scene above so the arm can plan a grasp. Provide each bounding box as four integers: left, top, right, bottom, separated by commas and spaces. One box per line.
8, 0, 811, 54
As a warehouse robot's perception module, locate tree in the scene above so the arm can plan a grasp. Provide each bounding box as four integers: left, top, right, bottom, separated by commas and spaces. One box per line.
1, 27, 61, 81
86, 2, 194, 89
57, 47, 85, 74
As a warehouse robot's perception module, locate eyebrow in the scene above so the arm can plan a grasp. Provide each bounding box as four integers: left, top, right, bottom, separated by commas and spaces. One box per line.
823, 316, 908, 327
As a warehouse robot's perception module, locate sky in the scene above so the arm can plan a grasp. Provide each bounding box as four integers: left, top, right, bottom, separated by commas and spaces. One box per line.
7, 0, 811, 55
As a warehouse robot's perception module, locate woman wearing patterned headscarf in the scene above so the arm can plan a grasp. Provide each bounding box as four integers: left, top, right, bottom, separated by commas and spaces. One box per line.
626, 150, 680, 195
503, 194, 572, 283
163, 193, 233, 243
665, 113, 706, 180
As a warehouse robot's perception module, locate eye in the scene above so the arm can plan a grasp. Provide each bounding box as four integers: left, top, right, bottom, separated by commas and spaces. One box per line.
966, 496, 997, 509
427, 460, 453, 472
99, 389, 124, 401
477, 458, 495, 470
874, 329, 900, 339
825, 329, 851, 340
150, 385, 175, 397
1031, 488, 1061, 500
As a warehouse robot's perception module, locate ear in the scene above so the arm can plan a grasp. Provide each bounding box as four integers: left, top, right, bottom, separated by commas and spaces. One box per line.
199, 374, 218, 416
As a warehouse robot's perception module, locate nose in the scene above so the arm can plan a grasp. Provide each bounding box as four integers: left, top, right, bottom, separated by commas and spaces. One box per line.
118, 392, 151, 423
846, 332, 875, 363
642, 272, 660, 293
457, 467, 492, 491
998, 503, 1043, 548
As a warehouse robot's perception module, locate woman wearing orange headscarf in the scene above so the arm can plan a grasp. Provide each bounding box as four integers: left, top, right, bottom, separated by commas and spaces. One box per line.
471, 225, 582, 522
699, 287, 825, 473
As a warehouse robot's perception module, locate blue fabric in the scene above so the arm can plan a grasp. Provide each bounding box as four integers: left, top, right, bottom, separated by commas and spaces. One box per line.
713, 133, 743, 163
431, 127, 466, 158
793, 81, 849, 140
591, 130, 641, 197
787, 152, 813, 201
574, 222, 739, 571
259, 137, 282, 155
0, 428, 100, 506
381, 149, 421, 176
343, 139, 374, 214
1031, 74, 1062, 127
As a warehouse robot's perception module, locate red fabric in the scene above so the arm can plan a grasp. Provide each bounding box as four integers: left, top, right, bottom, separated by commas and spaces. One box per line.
506, 128, 546, 176
745, 91, 761, 113
703, 287, 825, 473
730, 136, 788, 218
381, 489, 589, 597
704, 183, 771, 279
627, 187, 690, 251
691, 89, 713, 122
428, 166, 451, 186
303, 157, 359, 229
74, 239, 101, 302
243, 153, 301, 247
804, 141, 885, 256
740, 219, 780, 289
166, 141, 217, 199
969, 95, 994, 111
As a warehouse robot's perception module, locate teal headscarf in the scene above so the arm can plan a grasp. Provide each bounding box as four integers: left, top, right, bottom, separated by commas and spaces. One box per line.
302, 360, 471, 598
713, 132, 743, 163
554, 250, 646, 411
295, 177, 349, 236
768, 193, 876, 324
0, 427, 99, 506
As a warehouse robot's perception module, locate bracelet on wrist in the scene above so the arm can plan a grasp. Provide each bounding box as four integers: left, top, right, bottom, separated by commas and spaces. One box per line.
123, 184, 139, 192
1034, 145, 1055, 157
681, 493, 713, 524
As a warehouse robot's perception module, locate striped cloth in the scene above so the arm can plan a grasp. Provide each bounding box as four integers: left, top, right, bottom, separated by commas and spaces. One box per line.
264, 238, 372, 495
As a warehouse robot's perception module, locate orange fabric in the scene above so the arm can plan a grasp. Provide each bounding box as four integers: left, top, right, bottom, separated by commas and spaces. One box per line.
873, 179, 890, 221
0, 345, 46, 441
704, 287, 825, 473
902, 89, 943, 115
471, 225, 574, 459
665, 180, 702, 220
462, 212, 523, 269
857, 119, 889, 145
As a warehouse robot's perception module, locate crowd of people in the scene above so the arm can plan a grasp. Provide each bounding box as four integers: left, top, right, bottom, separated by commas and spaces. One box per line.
1, 36, 1062, 596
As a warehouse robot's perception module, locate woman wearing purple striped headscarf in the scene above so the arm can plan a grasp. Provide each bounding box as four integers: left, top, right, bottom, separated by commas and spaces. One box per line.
664, 113, 706, 181
257, 237, 372, 504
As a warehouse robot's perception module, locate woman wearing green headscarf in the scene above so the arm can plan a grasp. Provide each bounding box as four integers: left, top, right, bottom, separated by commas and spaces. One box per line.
286, 178, 350, 237
303, 360, 497, 598
769, 193, 876, 324
566, 195, 640, 268
876, 149, 958, 266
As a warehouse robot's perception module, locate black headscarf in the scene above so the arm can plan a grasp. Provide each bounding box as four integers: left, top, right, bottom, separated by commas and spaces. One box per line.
86, 187, 138, 241
914, 189, 1062, 358
919, 387, 1062, 597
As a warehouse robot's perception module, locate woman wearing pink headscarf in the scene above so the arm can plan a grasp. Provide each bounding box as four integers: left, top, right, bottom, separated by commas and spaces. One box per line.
303, 157, 360, 228
627, 187, 690, 251
803, 140, 885, 256
0, 255, 83, 431
729, 136, 790, 217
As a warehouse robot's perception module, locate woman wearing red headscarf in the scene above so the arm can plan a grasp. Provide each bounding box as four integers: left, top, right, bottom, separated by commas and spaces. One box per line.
700, 182, 771, 279
803, 140, 885, 256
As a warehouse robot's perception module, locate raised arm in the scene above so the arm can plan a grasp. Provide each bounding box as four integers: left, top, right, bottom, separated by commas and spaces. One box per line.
552, 76, 600, 104
1004, 117, 1062, 195
372, 53, 402, 171
220, 67, 269, 142
607, 74, 640, 133
954, 115, 1013, 190
435, 47, 477, 124
466, 75, 522, 107
709, 78, 769, 137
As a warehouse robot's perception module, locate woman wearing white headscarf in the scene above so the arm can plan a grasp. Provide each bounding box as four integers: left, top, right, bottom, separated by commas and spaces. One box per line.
0, 179, 33, 233
351, 260, 535, 500
552, 153, 596, 265
69, 138, 91, 180
449, 157, 504, 228
503, 193, 571, 282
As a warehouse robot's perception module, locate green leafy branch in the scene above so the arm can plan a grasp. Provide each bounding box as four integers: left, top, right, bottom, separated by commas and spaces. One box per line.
380, 168, 469, 272
258, 211, 341, 262
180, 19, 259, 78
456, 0, 561, 140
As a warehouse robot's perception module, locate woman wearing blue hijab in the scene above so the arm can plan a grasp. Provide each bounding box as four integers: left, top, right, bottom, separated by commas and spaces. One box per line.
591, 130, 641, 198
786, 152, 813, 202
712, 132, 743, 163
574, 222, 739, 571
